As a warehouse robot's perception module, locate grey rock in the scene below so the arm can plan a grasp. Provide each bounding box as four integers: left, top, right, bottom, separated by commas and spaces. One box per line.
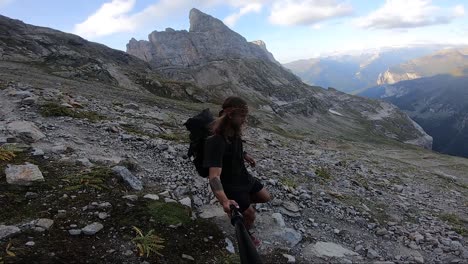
376, 228, 389, 236
182, 254, 195, 261
282, 254, 296, 263
25, 241, 35, 246
225, 238, 235, 254
7, 121, 45, 143
179, 197, 192, 208
0, 225, 21, 240
198, 205, 225, 219
303, 241, 359, 258
98, 212, 108, 220
34, 218, 54, 230
112, 166, 143, 191
69, 229, 82, 236
76, 158, 93, 167
272, 228, 302, 248
272, 213, 286, 228
123, 103, 139, 110
282, 201, 300, 212
367, 248, 380, 259
82, 222, 104, 235
122, 195, 138, 202
143, 194, 160, 200
5, 163, 44, 186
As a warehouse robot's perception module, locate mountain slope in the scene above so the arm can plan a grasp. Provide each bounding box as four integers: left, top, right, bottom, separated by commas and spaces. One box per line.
359, 75, 468, 157
126, 8, 431, 148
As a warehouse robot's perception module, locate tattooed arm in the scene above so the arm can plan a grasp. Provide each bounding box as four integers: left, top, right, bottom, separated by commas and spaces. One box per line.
208, 167, 238, 215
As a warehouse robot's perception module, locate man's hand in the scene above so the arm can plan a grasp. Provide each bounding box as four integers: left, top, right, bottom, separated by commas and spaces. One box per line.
244, 153, 256, 167
222, 199, 239, 217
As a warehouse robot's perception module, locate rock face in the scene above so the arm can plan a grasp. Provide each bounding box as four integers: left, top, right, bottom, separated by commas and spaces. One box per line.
127, 8, 280, 69
5, 163, 45, 186
127, 8, 313, 105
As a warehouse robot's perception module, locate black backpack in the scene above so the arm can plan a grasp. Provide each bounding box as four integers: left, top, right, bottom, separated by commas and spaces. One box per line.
184, 108, 214, 177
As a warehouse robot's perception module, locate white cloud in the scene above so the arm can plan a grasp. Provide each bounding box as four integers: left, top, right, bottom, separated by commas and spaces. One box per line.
453, 5, 465, 17
355, 0, 464, 29
223, 3, 262, 27
74, 0, 194, 39
268, 0, 353, 26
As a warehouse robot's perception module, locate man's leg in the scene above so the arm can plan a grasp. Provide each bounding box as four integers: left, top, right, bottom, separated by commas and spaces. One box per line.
242, 205, 256, 230
250, 188, 271, 204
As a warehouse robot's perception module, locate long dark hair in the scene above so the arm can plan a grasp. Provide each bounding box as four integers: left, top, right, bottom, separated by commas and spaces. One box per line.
210, 96, 248, 139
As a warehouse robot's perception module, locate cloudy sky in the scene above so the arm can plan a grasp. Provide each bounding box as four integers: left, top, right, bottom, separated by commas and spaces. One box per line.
1, 0, 466, 63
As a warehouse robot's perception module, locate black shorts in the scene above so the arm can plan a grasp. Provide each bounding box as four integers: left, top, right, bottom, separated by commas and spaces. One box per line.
224, 178, 264, 213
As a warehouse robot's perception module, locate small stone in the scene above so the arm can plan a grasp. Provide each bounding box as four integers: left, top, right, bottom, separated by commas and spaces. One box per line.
164, 198, 177, 203
35, 218, 54, 230
225, 238, 235, 254
272, 213, 286, 228
376, 228, 388, 236
69, 229, 82, 236
367, 249, 380, 259
25, 241, 35, 246
77, 158, 93, 167
25, 192, 39, 199
122, 195, 138, 202
179, 197, 192, 208
123, 250, 134, 256
98, 202, 112, 209
0, 225, 21, 240
182, 254, 195, 261
98, 212, 108, 220
82, 222, 104, 235
158, 190, 170, 197
143, 194, 160, 201
282, 254, 296, 263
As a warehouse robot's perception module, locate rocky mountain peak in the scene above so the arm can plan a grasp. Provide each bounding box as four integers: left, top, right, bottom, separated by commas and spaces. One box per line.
189, 8, 230, 33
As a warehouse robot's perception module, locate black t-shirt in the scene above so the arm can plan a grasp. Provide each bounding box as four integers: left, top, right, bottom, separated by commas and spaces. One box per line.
203, 134, 253, 191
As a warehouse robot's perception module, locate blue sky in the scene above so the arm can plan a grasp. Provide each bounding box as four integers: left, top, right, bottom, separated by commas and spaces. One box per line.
1, 0, 466, 63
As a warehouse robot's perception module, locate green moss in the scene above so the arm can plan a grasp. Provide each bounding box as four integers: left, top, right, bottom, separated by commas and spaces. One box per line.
40, 102, 105, 122
147, 201, 191, 226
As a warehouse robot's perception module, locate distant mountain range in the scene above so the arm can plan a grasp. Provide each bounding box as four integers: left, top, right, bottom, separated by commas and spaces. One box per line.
283, 46, 446, 93
284, 46, 468, 94
359, 75, 468, 158
375, 47, 468, 85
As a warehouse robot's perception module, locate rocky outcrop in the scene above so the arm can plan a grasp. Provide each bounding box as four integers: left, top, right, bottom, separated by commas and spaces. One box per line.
127, 9, 280, 68
377, 70, 420, 85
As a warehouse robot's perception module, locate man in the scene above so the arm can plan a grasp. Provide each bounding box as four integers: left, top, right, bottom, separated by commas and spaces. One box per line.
203, 96, 271, 247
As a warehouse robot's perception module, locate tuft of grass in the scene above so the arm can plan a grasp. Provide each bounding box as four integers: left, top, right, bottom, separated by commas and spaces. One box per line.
62, 167, 113, 191
132, 226, 165, 257
440, 213, 468, 236
40, 102, 105, 122
279, 177, 297, 189
0, 147, 16, 162
147, 201, 191, 226
316, 167, 332, 181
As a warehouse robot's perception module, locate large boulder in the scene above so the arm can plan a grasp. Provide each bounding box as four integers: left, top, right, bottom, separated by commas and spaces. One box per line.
6, 121, 45, 143
5, 163, 44, 186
